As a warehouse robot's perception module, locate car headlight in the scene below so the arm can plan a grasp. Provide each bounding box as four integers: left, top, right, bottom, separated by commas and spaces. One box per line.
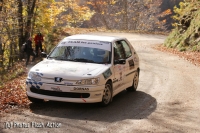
76, 78, 100, 85
28, 72, 41, 82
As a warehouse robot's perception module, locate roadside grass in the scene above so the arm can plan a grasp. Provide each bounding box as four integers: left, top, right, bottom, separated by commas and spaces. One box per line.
164, 8, 200, 52
0, 62, 27, 86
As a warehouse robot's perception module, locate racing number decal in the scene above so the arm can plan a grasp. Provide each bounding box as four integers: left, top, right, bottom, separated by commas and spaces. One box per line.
128, 59, 134, 70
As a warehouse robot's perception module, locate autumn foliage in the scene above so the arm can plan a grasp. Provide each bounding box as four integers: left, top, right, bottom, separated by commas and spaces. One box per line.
164, 0, 200, 51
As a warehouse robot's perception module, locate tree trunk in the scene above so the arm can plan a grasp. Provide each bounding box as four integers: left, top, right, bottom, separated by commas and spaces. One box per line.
25, 0, 37, 40
0, 0, 2, 11
0, 0, 3, 67
31, 7, 38, 36
123, 0, 128, 30
0, 38, 3, 68
17, 0, 24, 60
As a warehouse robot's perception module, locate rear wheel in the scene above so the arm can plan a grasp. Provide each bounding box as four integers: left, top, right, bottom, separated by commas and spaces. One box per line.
28, 96, 44, 103
101, 82, 112, 106
127, 70, 139, 92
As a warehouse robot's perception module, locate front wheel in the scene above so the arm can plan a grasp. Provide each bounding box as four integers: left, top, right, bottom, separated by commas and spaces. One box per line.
127, 70, 139, 92
100, 83, 112, 106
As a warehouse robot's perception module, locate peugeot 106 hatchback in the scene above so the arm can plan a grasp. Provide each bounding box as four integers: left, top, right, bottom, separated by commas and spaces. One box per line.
26, 34, 140, 106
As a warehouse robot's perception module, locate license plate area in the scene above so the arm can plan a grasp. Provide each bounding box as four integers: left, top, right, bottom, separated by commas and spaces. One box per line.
44, 85, 65, 92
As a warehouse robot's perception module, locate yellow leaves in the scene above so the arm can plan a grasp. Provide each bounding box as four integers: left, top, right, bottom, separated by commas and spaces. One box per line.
162, 19, 166, 23
172, 1, 198, 27
55, 0, 95, 27
114, 18, 120, 22
132, 18, 136, 21
115, 12, 123, 16
33, 0, 65, 32
172, 23, 178, 27
159, 9, 172, 17
87, 1, 94, 5
110, 0, 116, 5
179, 1, 188, 8
87, 0, 115, 6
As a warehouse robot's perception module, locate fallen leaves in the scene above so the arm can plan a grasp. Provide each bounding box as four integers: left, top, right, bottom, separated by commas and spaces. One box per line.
0, 74, 30, 112
0, 61, 31, 113
153, 44, 200, 67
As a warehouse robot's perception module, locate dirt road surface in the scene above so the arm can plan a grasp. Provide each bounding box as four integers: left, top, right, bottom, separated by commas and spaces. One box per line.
1, 32, 200, 133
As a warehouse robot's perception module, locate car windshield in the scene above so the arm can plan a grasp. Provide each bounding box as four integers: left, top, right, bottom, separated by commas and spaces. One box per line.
48, 46, 111, 64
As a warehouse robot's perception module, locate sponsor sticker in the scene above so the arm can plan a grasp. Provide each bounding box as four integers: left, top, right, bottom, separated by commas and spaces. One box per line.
103, 68, 112, 79
59, 40, 111, 51
50, 86, 62, 92
128, 59, 135, 69
44, 85, 64, 91
73, 87, 89, 91
64, 82, 73, 86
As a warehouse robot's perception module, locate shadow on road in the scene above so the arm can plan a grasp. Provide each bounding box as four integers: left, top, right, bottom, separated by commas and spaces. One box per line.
29, 91, 157, 122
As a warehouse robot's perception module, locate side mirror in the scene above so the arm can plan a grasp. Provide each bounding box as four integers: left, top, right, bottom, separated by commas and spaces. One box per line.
114, 59, 126, 65
41, 52, 47, 58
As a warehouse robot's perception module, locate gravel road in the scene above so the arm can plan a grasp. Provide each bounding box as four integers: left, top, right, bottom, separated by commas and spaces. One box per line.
1, 32, 200, 133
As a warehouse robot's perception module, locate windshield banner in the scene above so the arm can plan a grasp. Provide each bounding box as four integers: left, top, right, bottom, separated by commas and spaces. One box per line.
58, 40, 111, 51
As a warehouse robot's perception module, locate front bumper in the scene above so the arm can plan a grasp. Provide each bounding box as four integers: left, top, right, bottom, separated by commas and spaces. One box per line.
26, 79, 105, 103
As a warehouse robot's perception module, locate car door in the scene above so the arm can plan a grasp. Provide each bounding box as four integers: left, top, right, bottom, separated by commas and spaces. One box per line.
119, 40, 136, 87
112, 41, 126, 94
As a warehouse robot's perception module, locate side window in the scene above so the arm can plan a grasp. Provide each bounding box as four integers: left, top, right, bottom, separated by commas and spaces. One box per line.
121, 40, 132, 58
51, 46, 65, 57
114, 42, 126, 60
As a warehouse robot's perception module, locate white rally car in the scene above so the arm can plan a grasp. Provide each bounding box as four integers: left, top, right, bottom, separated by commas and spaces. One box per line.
26, 34, 140, 106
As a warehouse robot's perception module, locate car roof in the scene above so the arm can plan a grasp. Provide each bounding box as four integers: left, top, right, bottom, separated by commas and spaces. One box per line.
63, 34, 125, 42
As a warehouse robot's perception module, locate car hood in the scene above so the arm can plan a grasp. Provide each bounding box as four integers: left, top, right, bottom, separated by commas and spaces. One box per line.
30, 59, 111, 79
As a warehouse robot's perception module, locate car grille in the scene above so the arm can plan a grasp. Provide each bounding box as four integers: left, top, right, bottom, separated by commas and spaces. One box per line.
30, 87, 90, 98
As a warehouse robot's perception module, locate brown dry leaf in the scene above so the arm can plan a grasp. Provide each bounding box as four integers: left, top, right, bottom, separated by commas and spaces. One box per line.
153, 44, 200, 67
0, 64, 30, 112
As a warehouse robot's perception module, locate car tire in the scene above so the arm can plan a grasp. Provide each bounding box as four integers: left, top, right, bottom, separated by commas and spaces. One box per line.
28, 96, 44, 103
100, 82, 112, 106
127, 70, 139, 92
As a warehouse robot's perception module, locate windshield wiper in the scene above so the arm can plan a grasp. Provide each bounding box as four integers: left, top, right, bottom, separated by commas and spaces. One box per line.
48, 56, 67, 60
48, 56, 59, 59
73, 58, 94, 63
48, 57, 94, 63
